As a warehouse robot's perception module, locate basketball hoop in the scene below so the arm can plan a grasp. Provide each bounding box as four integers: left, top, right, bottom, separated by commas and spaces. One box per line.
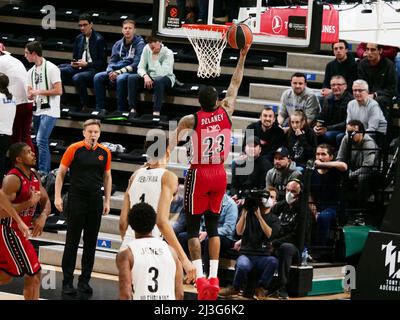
182, 24, 228, 78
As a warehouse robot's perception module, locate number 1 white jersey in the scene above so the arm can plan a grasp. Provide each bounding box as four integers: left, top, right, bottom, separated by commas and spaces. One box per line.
128, 237, 176, 300
121, 167, 166, 249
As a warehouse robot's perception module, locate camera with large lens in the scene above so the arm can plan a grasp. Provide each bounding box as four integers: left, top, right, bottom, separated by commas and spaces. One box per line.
239, 189, 270, 210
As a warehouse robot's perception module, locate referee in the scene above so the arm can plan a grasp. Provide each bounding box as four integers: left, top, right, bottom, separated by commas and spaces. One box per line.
55, 119, 112, 296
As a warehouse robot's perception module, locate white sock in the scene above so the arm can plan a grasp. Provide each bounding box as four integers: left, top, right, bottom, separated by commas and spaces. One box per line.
193, 259, 204, 279
209, 260, 219, 279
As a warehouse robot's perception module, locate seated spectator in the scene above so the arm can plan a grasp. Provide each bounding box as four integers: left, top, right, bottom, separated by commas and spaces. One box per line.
269, 179, 311, 299
128, 36, 175, 121
285, 110, 317, 169
25, 41, 62, 175
265, 147, 302, 201
177, 0, 208, 23
321, 40, 357, 98
357, 43, 397, 115
93, 20, 145, 114
336, 120, 379, 217
309, 144, 347, 246
173, 194, 238, 276
59, 13, 107, 111
230, 136, 272, 205
242, 106, 285, 162
356, 42, 399, 61
347, 79, 387, 142
278, 72, 320, 132
314, 75, 353, 147
0, 73, 16, 181
0, 43, 34, 151
219, 187, 280, 300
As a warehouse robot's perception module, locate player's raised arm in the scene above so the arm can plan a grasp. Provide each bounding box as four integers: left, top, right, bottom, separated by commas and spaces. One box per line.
220, 44, 251, 117
169, 114, 195, 154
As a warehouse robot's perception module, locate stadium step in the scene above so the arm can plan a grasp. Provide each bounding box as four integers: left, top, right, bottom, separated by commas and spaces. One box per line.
287, 52, 333, 72
249, 83, 319, 101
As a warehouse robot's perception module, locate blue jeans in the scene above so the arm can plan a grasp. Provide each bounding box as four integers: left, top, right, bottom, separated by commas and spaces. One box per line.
93, 71, 131, 111
128, 74, 172, 113
233, 254, 278, 289
33, 115, 57, 174
59, 64, 95, 107
321, 130, 343, 148
316, 207, 337, 246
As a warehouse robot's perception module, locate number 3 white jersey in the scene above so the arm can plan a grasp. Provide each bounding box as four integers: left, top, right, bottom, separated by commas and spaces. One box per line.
121, 167, 166, 249
128, 237, 176, 300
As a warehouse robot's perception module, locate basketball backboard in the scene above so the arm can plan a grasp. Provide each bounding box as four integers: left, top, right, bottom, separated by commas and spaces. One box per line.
153, 0, 323, 52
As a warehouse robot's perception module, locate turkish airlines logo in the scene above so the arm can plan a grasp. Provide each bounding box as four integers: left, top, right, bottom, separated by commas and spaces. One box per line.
272, 16, 283, 34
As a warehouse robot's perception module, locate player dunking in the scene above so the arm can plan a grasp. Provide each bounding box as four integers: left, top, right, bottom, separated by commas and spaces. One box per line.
170, 44, 250, 300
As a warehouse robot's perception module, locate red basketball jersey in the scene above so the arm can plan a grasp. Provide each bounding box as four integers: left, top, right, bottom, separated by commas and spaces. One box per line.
190, 106, 232, 166
3, 167, 40, 229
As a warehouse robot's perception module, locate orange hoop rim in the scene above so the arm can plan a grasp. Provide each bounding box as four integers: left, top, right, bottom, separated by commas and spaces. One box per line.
182, 24, 229, 33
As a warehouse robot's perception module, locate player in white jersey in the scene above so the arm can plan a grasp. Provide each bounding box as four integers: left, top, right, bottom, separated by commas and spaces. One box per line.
119, 135, 196, 283
116, 202, 183, 300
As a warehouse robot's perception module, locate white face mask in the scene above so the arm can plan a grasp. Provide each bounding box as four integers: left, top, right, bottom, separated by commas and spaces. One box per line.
262, 197, 275, 208
285, 191, 297, 204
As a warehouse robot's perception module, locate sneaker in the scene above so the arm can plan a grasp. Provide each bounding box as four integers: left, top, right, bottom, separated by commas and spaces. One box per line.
207, 277, 220, 300
62, 283, 77, 295
268, 288, 289, 300
254, 286, 268, 300
196, 277, 210, 300
128, 111, 139, 122
219, 286, 240, 298
77, 282, 93, 295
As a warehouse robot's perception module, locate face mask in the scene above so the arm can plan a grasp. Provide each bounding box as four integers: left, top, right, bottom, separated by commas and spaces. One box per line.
285, 191, 297, 204
262, 197, 275, 208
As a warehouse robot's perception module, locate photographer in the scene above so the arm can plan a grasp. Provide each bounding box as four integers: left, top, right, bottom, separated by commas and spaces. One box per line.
220, 187, 280, 300
231, 136, 272, 206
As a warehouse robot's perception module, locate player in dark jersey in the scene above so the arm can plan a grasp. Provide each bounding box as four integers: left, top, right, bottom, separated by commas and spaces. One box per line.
0, 142, 51, 299
170, 44, 250, 300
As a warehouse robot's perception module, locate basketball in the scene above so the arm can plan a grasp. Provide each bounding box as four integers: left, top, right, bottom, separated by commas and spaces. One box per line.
227, 23, 253, 49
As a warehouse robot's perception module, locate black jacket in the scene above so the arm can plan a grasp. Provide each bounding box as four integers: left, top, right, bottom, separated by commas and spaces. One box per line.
243, 121, 285, 161
323, 54, 358, 93
357, 57, 396, 100
320, 91, 353, 131
73, 30, 107, 72
285, 128, 317, 167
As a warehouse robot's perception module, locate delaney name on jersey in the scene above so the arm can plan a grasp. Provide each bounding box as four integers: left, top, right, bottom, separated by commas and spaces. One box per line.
200, 113, 224, 126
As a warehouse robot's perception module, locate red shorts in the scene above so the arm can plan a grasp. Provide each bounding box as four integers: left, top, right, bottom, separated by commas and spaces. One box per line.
184, 165, 227, 215
0, 225, 41, 277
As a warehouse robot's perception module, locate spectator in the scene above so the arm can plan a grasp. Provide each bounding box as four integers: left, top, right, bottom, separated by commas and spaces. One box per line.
0, 73, 16, 181
25, 41, 62, 175
59, 13, 107, 111
309, 144, 347, 246
356, 42, 399, 61
278, 72, 320, 131
242, 106, 285, 161
128, 36, 175, 122
230, 136, 272, 204
177, 0, 208, 23
174, 194, 238, 276
265, 147, 302, 201
321, 40, 357, 98
54, 119, 112, 296
219, 187, 280, 300
347, 79, 387, 140
93, 19, 145, 115
314, 75, 353, 147
336, 120, 379, 216
269, 179, 310, 299
357, 43, 397, 114
285, 110, 317, 169
0, 43, 34, 151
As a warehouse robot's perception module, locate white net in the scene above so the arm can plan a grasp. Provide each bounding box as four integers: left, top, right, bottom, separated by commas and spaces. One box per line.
183, 26, 228, 78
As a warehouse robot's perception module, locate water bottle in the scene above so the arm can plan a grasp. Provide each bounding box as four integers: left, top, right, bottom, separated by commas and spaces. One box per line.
301, 247, 308, 266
